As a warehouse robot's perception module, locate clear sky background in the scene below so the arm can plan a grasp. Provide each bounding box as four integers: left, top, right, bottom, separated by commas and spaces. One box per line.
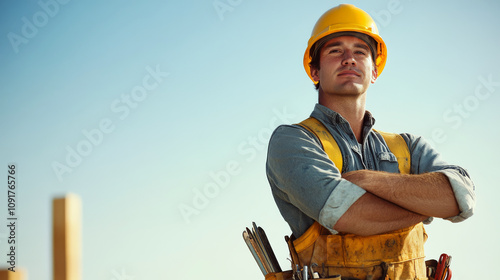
0, 0, 499, 279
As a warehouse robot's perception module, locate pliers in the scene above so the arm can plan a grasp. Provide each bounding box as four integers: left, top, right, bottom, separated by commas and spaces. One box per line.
435, 254, 452, 280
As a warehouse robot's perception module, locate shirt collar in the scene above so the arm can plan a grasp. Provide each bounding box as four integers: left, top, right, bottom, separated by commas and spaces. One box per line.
312, 104, 375, 125
311, 103, 376, 142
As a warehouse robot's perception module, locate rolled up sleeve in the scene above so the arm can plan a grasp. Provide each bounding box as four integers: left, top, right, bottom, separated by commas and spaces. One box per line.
319, 180, 366, 234
437, 168, 475, 222
405, 133, 476, 223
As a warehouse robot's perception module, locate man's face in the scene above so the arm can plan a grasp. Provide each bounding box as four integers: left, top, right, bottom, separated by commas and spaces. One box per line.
311, 35, 377, 96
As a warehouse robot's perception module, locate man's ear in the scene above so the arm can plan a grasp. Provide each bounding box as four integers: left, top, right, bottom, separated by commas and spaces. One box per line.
371, 66, 378, 84
311, 67, 320, 83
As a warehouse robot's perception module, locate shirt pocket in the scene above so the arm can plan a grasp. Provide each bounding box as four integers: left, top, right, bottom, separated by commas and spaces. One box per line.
377, 152, 400, 173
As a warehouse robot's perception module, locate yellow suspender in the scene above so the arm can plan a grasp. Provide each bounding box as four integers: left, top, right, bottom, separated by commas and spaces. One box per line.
297, 118, 344, 172
373, 129, 411, 174
298, 117, 411, 174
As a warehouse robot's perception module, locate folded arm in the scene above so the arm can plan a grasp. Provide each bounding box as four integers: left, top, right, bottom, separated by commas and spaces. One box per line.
334, 191, 428, 236
333, 134, 475, 236
343, 170, 460, 218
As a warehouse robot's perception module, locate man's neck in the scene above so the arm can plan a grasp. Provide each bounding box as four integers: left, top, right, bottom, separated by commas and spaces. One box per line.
319, 93, 366, 143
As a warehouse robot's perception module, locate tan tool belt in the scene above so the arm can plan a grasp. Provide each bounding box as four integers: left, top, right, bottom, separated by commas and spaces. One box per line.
280, 221, 428, 280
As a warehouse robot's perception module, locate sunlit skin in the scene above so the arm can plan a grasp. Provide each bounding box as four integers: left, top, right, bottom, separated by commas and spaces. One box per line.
310, 35, 378, 143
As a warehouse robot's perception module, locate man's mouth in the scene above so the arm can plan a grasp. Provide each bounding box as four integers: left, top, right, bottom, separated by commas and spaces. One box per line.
337, 70, 361, 77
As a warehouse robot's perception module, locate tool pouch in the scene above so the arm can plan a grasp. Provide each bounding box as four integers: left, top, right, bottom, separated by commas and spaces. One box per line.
425, 255, 452, 280
426, 259, 438, 280
288, 222, 428, 280
265, 270, 347, 280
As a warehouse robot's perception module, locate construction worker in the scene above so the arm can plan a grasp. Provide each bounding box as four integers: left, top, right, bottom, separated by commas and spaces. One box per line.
266, 4, 475, 280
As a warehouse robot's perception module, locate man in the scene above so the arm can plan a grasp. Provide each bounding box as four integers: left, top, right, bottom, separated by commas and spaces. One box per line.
266, 4, 475, 280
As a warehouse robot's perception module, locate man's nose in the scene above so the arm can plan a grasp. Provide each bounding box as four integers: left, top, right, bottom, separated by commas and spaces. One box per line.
342, 51, 356, 66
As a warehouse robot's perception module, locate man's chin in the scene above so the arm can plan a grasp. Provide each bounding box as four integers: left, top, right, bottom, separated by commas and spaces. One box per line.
330, 84, 366, 95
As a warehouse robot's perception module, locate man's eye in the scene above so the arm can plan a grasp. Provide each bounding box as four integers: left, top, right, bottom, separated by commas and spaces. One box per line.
329, 49, 341, 53
355, 51, 367, 55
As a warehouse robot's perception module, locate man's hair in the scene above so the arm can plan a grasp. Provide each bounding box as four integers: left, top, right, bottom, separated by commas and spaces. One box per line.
309, 32, 378, 90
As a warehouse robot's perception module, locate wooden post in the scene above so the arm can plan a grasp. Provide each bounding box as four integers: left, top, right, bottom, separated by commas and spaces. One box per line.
0, 269, 25, 280
52, 194, 81, 280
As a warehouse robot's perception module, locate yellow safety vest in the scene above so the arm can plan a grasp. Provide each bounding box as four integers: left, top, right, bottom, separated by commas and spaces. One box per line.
268, 118, 428, 280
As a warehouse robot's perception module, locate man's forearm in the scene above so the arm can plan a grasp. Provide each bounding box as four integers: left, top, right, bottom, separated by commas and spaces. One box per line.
334, 192, 427, 236
342, 170, 460, 219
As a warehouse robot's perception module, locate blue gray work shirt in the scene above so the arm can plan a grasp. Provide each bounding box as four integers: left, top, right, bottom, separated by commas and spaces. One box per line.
266, 104, 476, 238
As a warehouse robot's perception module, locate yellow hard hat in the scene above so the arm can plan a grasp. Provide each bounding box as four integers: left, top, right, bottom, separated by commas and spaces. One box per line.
303, 4, 387, 82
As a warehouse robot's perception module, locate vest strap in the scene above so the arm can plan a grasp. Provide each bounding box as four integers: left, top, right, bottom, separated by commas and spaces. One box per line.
373, 129, 411, 174
297, 118, 343, 172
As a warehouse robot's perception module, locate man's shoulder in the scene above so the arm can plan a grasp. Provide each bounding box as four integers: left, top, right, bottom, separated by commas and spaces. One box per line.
372, 131, 421, 145
271, 123, 316, 141
268, 123, 322, 154
397, 132, 428, 148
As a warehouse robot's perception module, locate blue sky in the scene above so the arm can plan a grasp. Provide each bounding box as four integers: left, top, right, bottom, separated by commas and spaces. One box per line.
1, 0, 499, 279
